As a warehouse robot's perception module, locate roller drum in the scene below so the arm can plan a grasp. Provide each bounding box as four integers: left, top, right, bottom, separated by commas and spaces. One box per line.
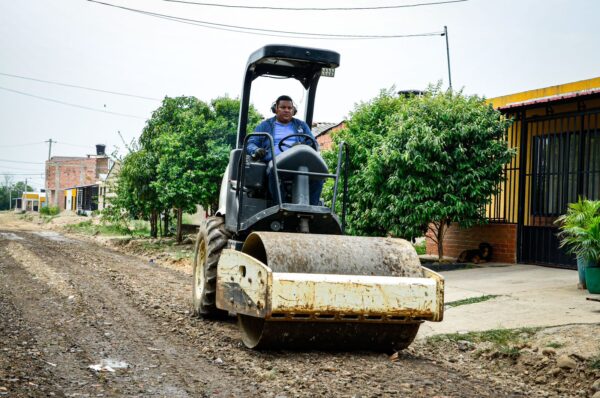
239, 315, 420, 352
238, 232, 425, 350
241, 232, 423, 277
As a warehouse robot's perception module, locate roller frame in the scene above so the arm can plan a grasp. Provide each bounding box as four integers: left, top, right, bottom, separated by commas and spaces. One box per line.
215, 249, 444, 323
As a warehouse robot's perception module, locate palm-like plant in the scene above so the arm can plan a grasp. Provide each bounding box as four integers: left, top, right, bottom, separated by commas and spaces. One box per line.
556, 198, 600, 265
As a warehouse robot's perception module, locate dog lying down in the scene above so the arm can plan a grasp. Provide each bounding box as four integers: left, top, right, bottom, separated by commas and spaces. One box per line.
457, 242, 493, 264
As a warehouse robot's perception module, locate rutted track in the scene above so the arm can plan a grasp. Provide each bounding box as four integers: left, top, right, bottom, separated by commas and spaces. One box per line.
0, 226, 529, 397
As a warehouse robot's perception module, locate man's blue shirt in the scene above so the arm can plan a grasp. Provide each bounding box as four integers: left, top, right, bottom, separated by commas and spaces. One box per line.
246, 117, 317, 161
273, 121, 296, 157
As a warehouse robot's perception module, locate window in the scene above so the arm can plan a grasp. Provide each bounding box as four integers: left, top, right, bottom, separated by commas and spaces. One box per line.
531, 132, 579, 216
532, 129, 600, 216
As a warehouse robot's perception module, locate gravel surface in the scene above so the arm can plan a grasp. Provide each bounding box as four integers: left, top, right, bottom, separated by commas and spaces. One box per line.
1, 214, 598, 397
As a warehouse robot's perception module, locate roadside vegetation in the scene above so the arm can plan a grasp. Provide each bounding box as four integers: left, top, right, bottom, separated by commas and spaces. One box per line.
591, 353, 600, 369
428, 327, 540, 359
428, 327, 540, 346
64, 219, 149, 237
445, 294, 499, 308
413, 240, 426, 255
39, 206, 60, 216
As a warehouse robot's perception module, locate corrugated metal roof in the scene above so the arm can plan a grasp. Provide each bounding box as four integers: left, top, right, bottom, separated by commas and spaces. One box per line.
489, 76, 600, 109
498, 88, 600, 110
312, 121, 344, 137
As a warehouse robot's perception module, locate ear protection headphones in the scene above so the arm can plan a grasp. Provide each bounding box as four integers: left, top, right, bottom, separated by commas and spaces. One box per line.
271, 96, 298, 116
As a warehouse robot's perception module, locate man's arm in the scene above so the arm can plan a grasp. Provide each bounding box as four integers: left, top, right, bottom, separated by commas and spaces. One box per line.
246, 121, 267, 156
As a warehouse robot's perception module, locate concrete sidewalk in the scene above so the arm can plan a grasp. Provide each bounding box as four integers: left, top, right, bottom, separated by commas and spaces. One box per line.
418, 264, 600, 337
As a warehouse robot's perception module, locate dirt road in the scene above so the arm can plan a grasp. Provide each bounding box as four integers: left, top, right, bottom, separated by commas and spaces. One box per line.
0, 217, 558, 397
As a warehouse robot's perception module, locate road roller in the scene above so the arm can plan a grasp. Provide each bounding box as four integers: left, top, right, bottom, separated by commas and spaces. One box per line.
192, 45, 444, 351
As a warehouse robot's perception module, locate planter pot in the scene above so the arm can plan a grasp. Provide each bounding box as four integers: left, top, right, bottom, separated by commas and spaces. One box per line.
585, 265, 600, 294
577, 257, 588, 289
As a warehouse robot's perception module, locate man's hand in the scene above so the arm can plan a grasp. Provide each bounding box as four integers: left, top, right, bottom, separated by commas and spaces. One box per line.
251, 148, 266, 160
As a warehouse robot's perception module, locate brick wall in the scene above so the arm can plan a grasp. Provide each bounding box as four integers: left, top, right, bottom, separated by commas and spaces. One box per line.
316, 123, 345, 151
426, 223, 517, 263
45, 156, 109, 209
316, 133, 333, 150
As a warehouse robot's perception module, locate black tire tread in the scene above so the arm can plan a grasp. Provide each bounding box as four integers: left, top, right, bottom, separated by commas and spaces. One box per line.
192, 216, 231, 317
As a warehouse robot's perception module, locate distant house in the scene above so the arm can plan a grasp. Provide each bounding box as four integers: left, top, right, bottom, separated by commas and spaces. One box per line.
45, 144, 110, 211
63, 184, 99, 215
426, 76, 600, 268
313, 121, 345, 151
20, 191, 46, 212
60, 160, 121, 215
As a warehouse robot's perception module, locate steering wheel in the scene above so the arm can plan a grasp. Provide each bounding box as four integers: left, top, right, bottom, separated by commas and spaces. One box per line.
278, 133, 318, 153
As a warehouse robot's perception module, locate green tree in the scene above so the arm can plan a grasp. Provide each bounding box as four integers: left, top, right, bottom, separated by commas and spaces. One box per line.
149, 96, 261, 242
111, 149, 161, 236
110, 95, 260, 241
326, 86, 515, 259
0, 178, 32, 210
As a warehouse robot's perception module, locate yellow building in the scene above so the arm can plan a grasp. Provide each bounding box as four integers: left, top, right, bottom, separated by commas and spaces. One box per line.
431, 77, 600, 268
21, 192, 47, 212
64, 188, 77, 211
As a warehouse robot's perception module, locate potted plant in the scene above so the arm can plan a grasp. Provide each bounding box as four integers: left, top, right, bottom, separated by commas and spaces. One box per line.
556, 198, 600, 291
581, 220, 600, 293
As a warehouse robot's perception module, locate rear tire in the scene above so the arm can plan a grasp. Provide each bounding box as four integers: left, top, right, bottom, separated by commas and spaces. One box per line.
192, 216, 231, 318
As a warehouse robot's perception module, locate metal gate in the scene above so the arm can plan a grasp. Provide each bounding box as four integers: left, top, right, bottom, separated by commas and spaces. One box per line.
518, 109, 600, 268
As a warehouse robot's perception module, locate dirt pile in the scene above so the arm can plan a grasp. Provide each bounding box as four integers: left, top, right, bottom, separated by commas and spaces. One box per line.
415, 325, 600, 397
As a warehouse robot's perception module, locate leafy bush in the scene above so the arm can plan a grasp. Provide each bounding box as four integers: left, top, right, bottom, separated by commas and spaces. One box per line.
414, 241, 426, 255
39, 206, 60, 216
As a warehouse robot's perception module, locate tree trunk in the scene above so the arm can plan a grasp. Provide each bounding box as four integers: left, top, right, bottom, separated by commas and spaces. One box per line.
158, 212, 163, 237
436, 221, 445, 260
176, 207, 183, 243
150, 210, 158, 238
163, 210, 170, 237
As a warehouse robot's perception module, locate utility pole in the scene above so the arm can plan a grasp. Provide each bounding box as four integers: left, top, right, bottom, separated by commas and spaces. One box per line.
44, 139, 54, 208
443, 26, 452, 91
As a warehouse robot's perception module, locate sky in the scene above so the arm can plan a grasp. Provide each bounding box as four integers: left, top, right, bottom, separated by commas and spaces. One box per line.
1, 0, 599, 190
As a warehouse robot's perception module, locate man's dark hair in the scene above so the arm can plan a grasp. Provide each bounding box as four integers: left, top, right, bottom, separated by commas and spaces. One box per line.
276, 95, 293, 105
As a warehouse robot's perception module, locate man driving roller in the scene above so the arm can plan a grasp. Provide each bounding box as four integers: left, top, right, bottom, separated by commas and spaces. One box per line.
246, 95, 324, 205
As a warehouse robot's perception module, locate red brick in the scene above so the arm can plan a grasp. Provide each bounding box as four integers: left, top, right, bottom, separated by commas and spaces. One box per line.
426, 223, 517, 263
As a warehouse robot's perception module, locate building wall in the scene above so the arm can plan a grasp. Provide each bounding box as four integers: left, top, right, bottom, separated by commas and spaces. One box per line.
316, 123, 345, 151
426, 223, 517, 263
45, 156, 108, 209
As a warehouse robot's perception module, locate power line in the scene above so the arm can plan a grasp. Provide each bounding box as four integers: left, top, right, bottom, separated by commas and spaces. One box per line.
87, 0, 445, 40
0, 159, 45, 165
57, 142, 95, 149
0, 165, 45, 172
0, 173, 45, 176
0, 158, 108, 167
0, 85, 146, 120
0, 72, 161, 101
161, 0, 467, 11
0, 141, 46, 148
